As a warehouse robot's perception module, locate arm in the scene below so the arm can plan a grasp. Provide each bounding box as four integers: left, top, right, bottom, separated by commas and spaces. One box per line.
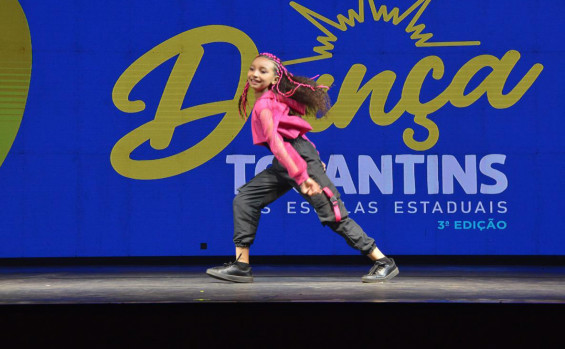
259, 108, 309, 184
259, 108, 322, 196
299, 177, 322, 196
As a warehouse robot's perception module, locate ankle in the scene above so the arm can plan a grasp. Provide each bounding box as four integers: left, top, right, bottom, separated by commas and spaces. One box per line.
235, 261, 250, 268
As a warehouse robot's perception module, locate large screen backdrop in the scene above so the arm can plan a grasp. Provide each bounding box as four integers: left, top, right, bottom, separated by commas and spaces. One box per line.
1, 0, 563, 257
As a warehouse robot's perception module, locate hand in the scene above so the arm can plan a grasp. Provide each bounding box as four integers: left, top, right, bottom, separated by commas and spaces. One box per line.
300, 177, 322, 196
321, 161, 326, 172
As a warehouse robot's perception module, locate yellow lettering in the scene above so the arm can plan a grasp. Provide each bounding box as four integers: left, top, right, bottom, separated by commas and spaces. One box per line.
449, 50, 543, 109
112, 24, 543, 178
111, 25, 257, 179
310, 51, 542, 151
401, 55, 446, 150
324, 64, 403, 130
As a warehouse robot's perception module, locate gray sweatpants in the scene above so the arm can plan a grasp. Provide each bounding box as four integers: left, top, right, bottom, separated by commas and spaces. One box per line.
233, 136, 377, 255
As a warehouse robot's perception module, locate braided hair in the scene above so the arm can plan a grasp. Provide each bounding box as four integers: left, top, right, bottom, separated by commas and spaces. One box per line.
238, 52, 330, 119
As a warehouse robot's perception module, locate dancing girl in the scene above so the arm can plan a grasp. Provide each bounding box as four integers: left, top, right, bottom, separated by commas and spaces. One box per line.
206, 53, 399, 283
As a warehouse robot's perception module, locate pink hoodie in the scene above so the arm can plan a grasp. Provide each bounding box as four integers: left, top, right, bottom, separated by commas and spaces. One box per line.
251, 90, 313, 185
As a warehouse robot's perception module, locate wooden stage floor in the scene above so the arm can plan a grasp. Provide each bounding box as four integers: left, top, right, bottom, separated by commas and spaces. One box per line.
1, 262, 564, 346
1, 264, 564, 304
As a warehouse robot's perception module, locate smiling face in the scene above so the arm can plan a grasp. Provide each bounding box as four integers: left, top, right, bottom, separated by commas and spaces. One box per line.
247, 56, 279, 94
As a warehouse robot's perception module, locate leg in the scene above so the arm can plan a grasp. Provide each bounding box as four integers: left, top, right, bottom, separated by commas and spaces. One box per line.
286, 138, 378, 255
233, 167, 292, 255
368, 246, 386, 261
303, 173, 398, 282
207, 167, 291, 283
285, 138, 398, 282
235, 246, 250, 264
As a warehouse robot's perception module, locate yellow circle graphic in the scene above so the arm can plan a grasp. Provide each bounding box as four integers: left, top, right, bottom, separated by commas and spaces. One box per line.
0, 0, 31, 168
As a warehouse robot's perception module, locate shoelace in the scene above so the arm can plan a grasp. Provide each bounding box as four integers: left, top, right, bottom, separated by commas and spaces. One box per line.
368, 260, 387, 275
223, 253, 243, 267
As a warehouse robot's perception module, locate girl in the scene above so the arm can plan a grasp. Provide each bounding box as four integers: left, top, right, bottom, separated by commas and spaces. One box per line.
206, 53, 398, 283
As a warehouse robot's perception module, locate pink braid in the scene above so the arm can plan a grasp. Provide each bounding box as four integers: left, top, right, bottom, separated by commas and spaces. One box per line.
258, 52, 329, 97
239, 81, 250, 118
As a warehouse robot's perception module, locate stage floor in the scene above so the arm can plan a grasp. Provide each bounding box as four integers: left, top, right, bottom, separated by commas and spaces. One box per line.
1, 264, 564, 304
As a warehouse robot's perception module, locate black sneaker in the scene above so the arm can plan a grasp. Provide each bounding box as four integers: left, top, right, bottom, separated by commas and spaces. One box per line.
361, 258, 399, 283
206, 260, 254, 283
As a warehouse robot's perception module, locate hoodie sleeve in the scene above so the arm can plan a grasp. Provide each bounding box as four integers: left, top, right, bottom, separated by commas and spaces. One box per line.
258, 108, 309, 185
